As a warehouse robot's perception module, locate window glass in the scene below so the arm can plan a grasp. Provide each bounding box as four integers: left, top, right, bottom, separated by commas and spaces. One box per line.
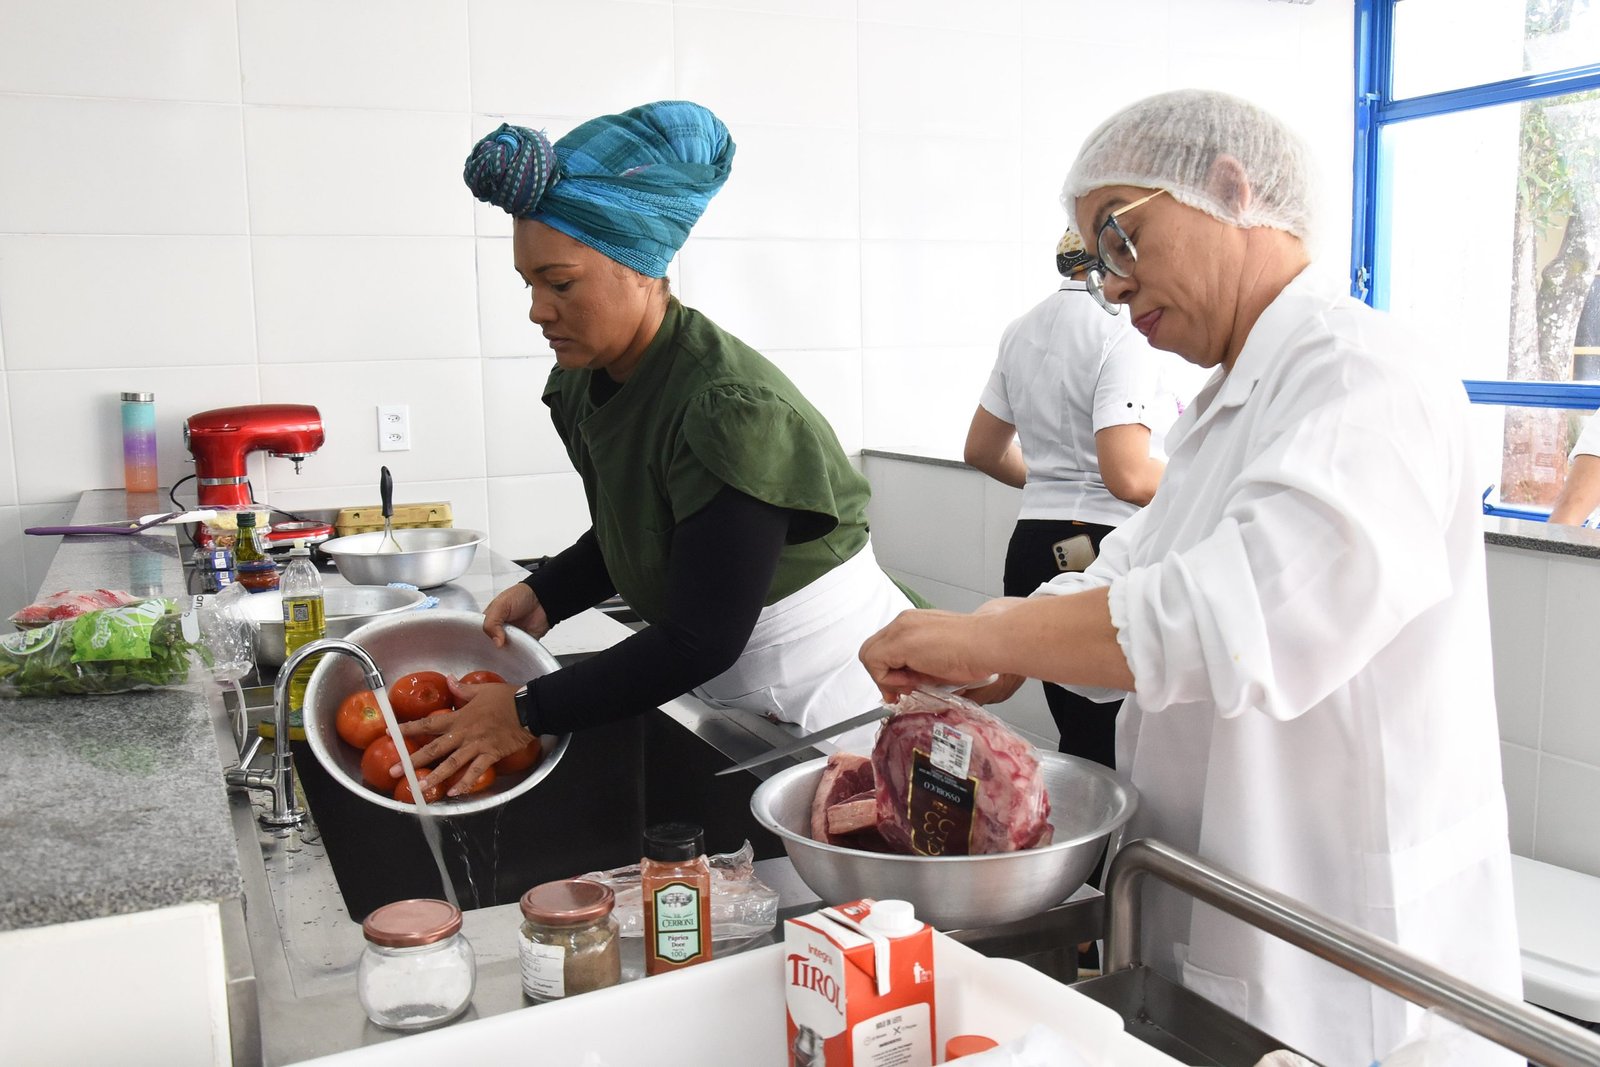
1393, 0, 1600, 99
1384, 89, 1600, 505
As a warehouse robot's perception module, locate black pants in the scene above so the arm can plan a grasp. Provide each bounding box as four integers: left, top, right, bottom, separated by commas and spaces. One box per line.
1003, 518, 1122, 769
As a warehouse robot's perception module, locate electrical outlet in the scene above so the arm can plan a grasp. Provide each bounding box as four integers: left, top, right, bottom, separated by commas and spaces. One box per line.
377, 404, 411, 452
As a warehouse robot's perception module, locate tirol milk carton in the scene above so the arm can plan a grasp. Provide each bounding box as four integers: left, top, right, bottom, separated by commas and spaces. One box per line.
784, 897, 936, 1067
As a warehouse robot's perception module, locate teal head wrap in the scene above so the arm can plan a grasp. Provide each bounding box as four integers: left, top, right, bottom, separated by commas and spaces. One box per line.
463, 100, 735, 278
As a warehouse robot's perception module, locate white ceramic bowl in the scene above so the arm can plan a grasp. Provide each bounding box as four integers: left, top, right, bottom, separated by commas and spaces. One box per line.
302, 609, 569, 817
319, 528, 484, 589
751, 752, 1137, 930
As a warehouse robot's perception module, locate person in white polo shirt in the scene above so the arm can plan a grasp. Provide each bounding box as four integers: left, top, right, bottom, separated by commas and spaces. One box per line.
962, 230, 1190, 766
1548, 411, 1600, 525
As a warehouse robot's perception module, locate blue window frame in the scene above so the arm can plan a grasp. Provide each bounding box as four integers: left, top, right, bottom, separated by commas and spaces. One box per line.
1353, 0, 1600, 518
1352, 1, 1600, 309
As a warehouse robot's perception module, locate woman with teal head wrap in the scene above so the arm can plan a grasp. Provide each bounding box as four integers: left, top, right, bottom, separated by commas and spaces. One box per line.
464, 100, 734, 278
400, 100, 924, 798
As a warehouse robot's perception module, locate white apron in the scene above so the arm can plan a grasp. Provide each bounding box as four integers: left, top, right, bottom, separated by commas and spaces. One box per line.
693, 541, 911, 755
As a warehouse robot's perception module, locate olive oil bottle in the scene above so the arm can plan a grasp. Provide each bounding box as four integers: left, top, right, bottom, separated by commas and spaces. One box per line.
280, 540, 326, 734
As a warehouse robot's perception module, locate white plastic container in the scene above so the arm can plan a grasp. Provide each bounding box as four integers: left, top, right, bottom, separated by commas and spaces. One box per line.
291, 931, 1180, 1066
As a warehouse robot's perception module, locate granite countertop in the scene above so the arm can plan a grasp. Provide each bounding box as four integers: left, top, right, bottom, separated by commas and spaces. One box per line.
1484, 514, 1600, 560
0, 490, 242, 930
0, 489, 538, 932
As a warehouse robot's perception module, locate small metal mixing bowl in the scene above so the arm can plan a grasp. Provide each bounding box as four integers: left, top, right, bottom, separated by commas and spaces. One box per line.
302, 609, 570, 817
241, 585, 426, 668
750, 752, 1138, 930
319, 528, 484, 589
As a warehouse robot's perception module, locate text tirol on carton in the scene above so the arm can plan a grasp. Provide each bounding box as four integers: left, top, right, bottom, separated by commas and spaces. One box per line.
784, 898, 935, 1067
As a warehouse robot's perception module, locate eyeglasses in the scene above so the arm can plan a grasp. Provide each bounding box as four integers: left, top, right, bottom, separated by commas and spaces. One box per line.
1084, 189, 1168, 315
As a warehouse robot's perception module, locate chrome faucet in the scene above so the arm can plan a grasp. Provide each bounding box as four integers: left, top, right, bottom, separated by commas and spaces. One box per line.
225, 638, 387, 829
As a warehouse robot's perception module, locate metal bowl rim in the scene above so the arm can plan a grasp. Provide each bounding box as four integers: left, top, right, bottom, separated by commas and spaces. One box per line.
302, 608, 570, 817
319, 529, 486, 559
750, 751, 1139, 863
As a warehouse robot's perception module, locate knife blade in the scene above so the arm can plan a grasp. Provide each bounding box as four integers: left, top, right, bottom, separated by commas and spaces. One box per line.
714, 705, 889, 777
712, 675, 1001, 778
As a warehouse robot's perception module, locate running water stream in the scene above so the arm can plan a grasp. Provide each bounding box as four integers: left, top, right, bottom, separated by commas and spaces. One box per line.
373, 689, 460, 910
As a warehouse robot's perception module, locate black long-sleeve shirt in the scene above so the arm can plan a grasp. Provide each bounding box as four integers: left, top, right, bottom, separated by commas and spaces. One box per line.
514, 486, 789, 736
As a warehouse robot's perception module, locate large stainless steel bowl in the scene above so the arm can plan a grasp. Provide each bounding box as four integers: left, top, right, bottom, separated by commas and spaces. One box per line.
240, 585, 427, 668
751, 752, 1137, 930
302, 609, 570, 817
319, 528, 484, 589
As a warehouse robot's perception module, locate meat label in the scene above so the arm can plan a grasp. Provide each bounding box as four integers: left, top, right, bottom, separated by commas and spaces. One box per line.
929, 722, 973, 778
907, 748, 977, 856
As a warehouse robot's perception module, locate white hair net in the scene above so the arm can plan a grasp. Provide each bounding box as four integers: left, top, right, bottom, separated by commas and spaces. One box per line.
1062, 89, 1314, 242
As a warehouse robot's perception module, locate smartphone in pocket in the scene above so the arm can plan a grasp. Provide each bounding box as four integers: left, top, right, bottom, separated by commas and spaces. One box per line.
1052, 533, 1096, 573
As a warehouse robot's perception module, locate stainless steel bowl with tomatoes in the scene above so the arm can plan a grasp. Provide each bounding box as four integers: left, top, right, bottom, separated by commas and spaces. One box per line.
302, 609, 570, 816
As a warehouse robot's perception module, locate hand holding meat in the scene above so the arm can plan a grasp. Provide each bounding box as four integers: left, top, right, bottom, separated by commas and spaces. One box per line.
401, 676, 535, 795
859, 608, 1003, 701
482, 582, 551, 646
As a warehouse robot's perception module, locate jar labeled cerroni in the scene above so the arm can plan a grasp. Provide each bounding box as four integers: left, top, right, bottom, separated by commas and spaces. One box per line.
518, 878, 621, 1003
358, 898, 475, 1031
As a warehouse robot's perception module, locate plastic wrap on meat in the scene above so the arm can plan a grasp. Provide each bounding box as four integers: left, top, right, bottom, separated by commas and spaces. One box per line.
871, 688, 1052, 856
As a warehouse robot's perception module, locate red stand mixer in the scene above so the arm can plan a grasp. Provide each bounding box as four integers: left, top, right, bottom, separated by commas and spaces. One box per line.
184, 404, 325, 509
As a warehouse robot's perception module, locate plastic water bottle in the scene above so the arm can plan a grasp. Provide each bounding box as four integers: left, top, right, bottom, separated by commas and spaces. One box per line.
280, 540, 326, 730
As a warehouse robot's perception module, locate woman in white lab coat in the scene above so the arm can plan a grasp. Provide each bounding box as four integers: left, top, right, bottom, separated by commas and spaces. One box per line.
861, 89, 1521, 1067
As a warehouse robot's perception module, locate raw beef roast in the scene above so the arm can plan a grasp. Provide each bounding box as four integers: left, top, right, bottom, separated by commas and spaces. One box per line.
809, 751, 893, 852
871, 688, 1053, 855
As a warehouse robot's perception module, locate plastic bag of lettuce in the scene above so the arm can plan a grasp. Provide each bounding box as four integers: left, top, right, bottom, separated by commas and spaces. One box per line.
0, 585, 254, 697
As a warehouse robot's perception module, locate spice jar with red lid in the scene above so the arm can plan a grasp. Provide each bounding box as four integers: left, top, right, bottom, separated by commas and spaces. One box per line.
357, 898, 475, 1030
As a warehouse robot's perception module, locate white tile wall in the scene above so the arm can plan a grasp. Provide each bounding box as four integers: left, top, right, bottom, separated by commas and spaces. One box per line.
0, 236, 256, 371
0, 370, 16, 509
487, 471, 593, 562
694, 124, 860, 241
252, 236, 479, 363
481, 355, 571, 478
0, 96, 247, 236
861, 346, 993, 458
857, 21, 1022, 138
1486, 545, 1548, 748
1540, 554, 1600, 767
860, 133, 1022, 242
244, 108, 474, 236
677, 240, 862, 352
0, 0, 241, 102
238, 0, 470, 111
467, 0, 675, 117
1500, 742, 1538, 856
674, 7, 858, 129
1536, 756, 1600, 875
861, 241, 1020, 350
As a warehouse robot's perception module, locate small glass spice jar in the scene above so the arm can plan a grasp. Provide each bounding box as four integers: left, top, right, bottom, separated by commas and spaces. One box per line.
518, 878, 621, 1003
358, 898, 475, 1031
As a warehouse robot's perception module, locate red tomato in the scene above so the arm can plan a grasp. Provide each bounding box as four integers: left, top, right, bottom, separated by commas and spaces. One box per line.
387, 671, 452, 720
335, 690, 387, 750
460, 669, 506, 686
494, 737, 543, 776
394, 764, 495, 804
361, 734, 421, 791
